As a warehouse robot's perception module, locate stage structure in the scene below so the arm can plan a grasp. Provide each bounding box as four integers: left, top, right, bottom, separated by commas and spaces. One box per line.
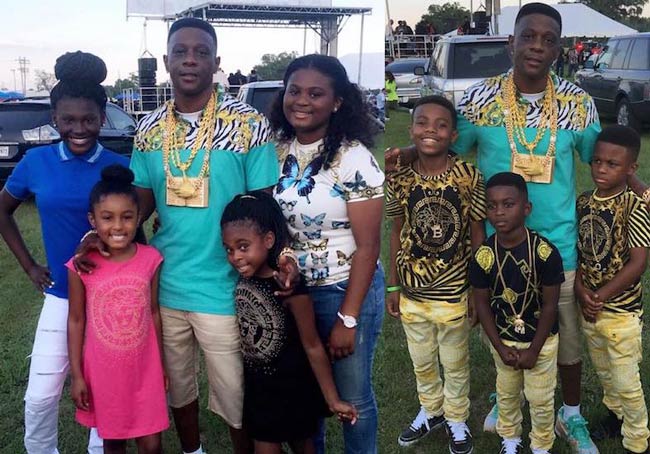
122, 1, 372, 116
127, 0, 372, 57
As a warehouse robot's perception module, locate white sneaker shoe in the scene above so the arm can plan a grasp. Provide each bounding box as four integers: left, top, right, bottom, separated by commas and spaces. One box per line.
397, 407, 445, 447
499, 438, 523, 454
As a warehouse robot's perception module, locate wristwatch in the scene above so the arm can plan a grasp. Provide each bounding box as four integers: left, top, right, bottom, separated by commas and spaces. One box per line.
337, 311, 358, 328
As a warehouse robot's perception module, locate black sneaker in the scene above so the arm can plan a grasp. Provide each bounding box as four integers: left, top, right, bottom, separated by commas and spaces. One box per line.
397, 407, 445, 447
591, 409, 622, 441
445, 420, 473, 454
499, 438, 523, 454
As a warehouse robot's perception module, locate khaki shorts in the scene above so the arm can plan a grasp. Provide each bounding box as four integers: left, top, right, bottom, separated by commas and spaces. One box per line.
479, 270, 582, 366
161, 306, 244, 428
557, 270, 583, 366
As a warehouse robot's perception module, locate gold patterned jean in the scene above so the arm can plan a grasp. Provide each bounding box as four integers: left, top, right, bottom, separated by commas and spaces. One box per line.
582, 311, 649, 453
400, 293, 470, 422
490, 334, 558, 451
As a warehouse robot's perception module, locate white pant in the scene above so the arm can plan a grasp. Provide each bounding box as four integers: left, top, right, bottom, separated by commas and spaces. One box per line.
24, 294, 103, 454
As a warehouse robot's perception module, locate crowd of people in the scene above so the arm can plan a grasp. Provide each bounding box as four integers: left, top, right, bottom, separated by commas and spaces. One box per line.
385, 18, 438, 58
1, 3, 650, 454
554, 40, 605, 78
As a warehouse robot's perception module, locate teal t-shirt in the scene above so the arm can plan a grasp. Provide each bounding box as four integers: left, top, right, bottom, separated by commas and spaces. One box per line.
130, 87, 279, 315
453, 72, 601, 271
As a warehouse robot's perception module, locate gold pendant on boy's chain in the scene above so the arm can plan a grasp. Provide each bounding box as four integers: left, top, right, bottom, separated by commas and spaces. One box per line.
513, 317, 526, 335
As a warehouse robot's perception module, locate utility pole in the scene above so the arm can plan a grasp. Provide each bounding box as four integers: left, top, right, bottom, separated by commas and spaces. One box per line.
16, 57, 29, 95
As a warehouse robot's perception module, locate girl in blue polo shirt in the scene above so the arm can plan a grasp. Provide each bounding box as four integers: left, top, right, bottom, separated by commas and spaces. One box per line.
0, 51, 127, 454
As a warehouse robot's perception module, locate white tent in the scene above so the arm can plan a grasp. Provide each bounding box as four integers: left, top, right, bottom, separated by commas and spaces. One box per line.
496, 3, 637, 38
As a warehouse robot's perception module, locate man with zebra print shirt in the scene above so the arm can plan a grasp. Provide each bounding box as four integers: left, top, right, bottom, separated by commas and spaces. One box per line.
129, 17, 278, 454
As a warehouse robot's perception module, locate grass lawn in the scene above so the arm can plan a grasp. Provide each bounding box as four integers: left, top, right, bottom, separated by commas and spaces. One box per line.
1, 115, 649, 452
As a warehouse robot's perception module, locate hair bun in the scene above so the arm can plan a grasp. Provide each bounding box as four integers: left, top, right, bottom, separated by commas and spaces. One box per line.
101, 165, 134, 186
55, 51, 107, 84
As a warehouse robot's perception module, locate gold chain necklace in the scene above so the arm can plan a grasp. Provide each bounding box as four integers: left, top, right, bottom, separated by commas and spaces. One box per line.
416, 156, 451, 240
162, 91, 217, 198
588, 187, 625, 271
494, 228, 536, 335
294, 139, 323, 174
503, 73, 558, 178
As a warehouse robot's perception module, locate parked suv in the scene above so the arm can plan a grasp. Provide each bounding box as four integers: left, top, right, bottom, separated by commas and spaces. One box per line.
237, 80, 284, 116
574, 32, 650, 131
0, 99, 136, 181
385, 57, 427, 106
416, 35, 511, 108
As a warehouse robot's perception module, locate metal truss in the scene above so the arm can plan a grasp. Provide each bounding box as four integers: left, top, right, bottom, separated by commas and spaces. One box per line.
170, 3, 370, 32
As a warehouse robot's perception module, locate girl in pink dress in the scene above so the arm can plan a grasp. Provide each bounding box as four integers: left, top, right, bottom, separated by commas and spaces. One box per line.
67, 165, 168, 454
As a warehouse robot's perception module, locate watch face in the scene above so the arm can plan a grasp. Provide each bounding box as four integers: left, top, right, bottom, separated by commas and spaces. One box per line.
338, 312, 357, 328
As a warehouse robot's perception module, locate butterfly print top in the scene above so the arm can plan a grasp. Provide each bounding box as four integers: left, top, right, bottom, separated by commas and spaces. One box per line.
274, 138, 384, 286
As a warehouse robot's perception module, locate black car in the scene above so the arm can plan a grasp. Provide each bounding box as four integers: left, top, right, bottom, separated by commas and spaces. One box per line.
575, 33, 650, 131
0, 100, 136, 181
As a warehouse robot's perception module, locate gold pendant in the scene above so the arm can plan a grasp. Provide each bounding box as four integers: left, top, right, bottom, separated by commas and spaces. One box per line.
502, 287, 517, 304
175, 177, 197, 199
513, 317, 526, 335
516, 155, 543, 176
166, 176, 209, 208
511, 153, 555, 184
432, 224, 443, 239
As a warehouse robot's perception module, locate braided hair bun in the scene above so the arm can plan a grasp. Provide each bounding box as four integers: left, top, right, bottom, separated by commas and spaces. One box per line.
55, 51, 107, 85
50, 51, 108, 110
101, 164, 135, 185
89, 165, 139, 210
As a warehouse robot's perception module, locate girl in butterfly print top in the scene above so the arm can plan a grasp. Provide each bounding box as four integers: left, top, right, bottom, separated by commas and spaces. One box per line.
270, 54, 385, 454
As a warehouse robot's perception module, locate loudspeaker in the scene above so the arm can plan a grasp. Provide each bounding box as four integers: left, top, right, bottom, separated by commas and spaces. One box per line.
473, 11, 487, 22
139, 77, 156, 87
138, 58, 157, 73
471, 10, 489, 35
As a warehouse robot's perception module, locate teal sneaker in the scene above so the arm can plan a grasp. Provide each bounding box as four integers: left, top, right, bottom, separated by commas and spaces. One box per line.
483, 393, 498, 433
555, 407, 600, 454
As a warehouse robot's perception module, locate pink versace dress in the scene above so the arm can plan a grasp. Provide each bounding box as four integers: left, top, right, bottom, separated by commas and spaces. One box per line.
65, 244, 168, 439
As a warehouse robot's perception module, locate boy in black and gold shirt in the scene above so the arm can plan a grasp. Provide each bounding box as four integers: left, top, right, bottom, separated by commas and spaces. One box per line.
469, 172, 564, 454
386, 95, 486, 453
575, 125, 650, 454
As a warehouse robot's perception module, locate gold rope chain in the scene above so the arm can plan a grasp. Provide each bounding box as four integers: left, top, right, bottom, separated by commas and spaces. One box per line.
162, 91, 218, 197
494, 228, 536, 335
588, 188, 626, 271
503, 73, 558, 168
416, 157, 451, 240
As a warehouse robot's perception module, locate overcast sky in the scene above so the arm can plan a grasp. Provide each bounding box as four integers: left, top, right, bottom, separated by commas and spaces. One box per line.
0, 0, 384, 91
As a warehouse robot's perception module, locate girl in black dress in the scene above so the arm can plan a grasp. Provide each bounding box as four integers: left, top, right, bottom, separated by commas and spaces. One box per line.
221, 191, 357, 454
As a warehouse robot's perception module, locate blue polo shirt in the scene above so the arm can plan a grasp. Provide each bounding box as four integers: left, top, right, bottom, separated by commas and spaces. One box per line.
4, 142, 128, 298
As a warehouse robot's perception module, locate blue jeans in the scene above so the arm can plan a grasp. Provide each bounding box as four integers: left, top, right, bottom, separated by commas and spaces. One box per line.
308, 264, 385, 454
